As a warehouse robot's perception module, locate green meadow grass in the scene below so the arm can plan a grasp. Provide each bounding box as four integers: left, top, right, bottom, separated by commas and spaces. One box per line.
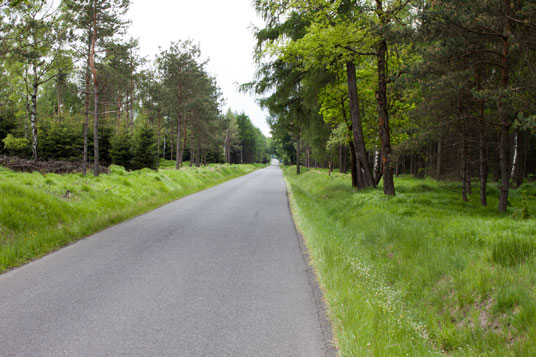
0, 161, 262, 272
283, 166, 536, 356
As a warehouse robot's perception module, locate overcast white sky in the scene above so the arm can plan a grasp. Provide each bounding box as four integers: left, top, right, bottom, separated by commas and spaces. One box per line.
127, 0, 270, 136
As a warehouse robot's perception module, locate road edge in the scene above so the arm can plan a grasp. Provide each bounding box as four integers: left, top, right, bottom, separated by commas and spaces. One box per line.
282, 172, 338, 357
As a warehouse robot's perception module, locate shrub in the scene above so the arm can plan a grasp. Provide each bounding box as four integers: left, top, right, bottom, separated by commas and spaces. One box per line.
2, 134, 29, 155
110, 132, 134, 170
131, 125, 157, 170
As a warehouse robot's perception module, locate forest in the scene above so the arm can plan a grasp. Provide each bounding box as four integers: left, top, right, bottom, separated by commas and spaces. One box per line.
0, 0, 269, 175
248, 0, 536, 213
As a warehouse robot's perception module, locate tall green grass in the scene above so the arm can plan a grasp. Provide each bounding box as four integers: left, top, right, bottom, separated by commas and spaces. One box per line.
284, 167, 536, 356
0, 162, 262, 272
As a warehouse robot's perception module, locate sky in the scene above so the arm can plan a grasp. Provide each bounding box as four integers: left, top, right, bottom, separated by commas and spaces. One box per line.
127, 0, 271, 136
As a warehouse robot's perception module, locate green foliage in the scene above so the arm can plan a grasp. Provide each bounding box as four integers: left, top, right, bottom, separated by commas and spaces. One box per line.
110, 131, 134, 170
131, 125, 157, 170
2, 134, 28, 153
39, 122, 82, 160
284, 167, 536, 355
0, 110, 17, 154
231, 113, 269, 164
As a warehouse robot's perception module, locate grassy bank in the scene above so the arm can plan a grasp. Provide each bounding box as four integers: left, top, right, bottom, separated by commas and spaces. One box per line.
0, 162, 263, 272
284, 166, 536, 356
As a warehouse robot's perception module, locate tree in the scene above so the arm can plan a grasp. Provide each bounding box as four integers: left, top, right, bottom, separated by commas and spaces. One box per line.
131, 124, 157, 170
156, 40, 202, 169
8, 0, 68, 160
62, 0, 129, 175
223, 109, 240, 164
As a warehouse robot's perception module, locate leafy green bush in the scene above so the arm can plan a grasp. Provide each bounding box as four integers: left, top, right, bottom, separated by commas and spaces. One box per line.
2, 134, 29, 155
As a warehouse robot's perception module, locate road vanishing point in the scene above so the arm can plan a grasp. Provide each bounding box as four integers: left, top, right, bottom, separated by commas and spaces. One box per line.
0, 161, 335, 356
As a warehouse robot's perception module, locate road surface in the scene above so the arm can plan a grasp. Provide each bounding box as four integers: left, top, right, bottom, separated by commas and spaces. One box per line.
0, 161, 335, 356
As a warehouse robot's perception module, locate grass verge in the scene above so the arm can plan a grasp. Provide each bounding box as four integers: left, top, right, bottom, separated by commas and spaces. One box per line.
0, 161, 263, 272
283, 166, 536, 356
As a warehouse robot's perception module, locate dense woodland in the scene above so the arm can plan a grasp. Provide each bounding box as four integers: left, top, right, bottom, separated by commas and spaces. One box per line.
0, 0, 269, 175
247, 0, 536, 212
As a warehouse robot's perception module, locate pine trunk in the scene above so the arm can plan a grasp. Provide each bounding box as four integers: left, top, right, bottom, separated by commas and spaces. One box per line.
479, 118, 488, 206
175, 111, 181, 169
498, 5, 512, 212
179, 120, 187, 168
93, 89, 99, 176
89, 0, 99, 176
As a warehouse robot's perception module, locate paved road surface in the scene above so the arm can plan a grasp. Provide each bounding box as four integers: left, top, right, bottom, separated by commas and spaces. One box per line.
0, 161, 335, 356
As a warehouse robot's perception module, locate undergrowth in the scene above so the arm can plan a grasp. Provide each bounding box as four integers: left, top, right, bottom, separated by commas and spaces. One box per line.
284, 167, 536, 356
0, 162, 262, 272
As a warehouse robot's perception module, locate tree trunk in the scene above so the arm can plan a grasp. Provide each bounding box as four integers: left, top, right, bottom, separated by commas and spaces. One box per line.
296, 129, 301, 175
93, 87, 100, 176
373, 149, 381, 183
498, 6, 512, 212
175, 111, 181, 169
179, 119, 187, 168
116, 96, 122, 135
224, 129, 230, 163
89, 0, 100, 176
196, 143, 201, 167
346, 61, 374, 189
479, 117, 488, 206
461, 129, 469, 202
83, 48, 90, 175
156, 110, 161, 159
512, 130, 526, 188
30, 77, 38, 161
24, 95, 30, 139
163, 125, 167, 159
349, 139, 358, 188
189, 130, 194, 167
436, 140, 442, 179
170, 136, 174, 161
129, 78, 134, 135
56, 79, 61, 121
376, 39, 395, 195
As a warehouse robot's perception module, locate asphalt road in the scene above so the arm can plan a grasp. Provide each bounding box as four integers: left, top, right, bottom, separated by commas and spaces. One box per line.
0, 161, 335, 357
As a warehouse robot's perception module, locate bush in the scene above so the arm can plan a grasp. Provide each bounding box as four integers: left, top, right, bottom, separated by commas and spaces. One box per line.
39, 123, 82, 160
2, 134, 29, 155
131, 125, 157, 170
110, 132, 134, 170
